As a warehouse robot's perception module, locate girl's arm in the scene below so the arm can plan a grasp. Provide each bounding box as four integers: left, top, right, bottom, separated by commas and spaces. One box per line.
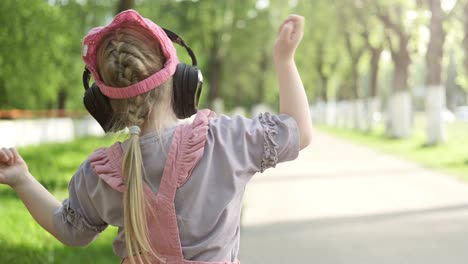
274, 15, 312, 150
0, 147, 63, 242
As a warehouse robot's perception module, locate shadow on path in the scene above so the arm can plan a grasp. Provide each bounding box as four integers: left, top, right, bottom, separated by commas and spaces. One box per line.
240, 204, 468, 264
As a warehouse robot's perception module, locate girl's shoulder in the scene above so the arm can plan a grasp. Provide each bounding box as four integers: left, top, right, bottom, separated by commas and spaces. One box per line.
87, 142, 125, 192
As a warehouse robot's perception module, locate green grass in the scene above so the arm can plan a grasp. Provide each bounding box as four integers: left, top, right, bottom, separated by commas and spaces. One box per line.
2, 117, 467, 263
317, 116, 468, 180
0, 135, 123, 263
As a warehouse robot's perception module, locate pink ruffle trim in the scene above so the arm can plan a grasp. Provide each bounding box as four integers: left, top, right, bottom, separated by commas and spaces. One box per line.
176, 109, 216, 187
88, 109, 215, 191
89, 143, 126, 192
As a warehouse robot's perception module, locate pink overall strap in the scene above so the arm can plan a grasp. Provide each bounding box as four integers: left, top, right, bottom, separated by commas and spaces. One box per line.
144, 109, 225, 263
158, 109, 216, 200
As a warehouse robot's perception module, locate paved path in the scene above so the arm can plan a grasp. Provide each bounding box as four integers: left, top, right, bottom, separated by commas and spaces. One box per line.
239, 131, 468, 264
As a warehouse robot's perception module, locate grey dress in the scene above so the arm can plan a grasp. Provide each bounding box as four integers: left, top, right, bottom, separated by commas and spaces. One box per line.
53, 112, 300, 261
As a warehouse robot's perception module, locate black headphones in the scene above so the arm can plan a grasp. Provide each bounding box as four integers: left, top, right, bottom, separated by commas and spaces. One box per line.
82, 28, 203, 132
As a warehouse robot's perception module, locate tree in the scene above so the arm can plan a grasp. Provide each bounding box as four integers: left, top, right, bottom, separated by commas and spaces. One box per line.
51, 0, 114, 112
464, 0, 468, 87
337, 0, 378, 130
424, 0, 447, 145
143, 0, 250, 109
0, 0, 63, 109
117, 0, 134, 13
376, 1, 414, 138
355, 1, 385, 132
168, 0, 238, 108
306, 0, 340, 103
0, 0, 113, 111
221, 5, 276, 110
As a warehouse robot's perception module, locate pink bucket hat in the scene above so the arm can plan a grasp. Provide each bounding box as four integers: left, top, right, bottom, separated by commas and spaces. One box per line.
82, 9, 179, 99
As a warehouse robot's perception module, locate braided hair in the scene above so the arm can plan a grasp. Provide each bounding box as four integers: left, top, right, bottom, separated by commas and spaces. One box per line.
96, 24, 174, 264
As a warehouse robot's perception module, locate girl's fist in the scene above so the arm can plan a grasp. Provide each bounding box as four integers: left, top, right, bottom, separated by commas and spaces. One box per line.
274, 15, 304, 61
0, 147, 29, 188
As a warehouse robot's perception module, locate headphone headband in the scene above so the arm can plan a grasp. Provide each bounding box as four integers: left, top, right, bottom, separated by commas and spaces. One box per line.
162, 28, 198, 66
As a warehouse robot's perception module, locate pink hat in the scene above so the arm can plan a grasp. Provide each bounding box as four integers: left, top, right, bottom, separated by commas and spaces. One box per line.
82, 9, 179, 99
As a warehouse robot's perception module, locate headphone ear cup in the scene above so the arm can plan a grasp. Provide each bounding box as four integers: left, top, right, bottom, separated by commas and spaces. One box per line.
173, 64, 188, 119
83, 83, 114, 132
172, 63, 202, 119
186, 66, 202, 113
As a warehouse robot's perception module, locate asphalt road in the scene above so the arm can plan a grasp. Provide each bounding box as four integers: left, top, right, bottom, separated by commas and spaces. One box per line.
239, 131, 468, 264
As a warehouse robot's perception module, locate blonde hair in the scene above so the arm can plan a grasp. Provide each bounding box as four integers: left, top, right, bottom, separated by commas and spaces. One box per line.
97, 24, 174, 264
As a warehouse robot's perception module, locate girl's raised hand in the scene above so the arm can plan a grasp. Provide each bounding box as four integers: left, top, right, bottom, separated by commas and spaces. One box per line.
0, 147, 29, 188
274, 14, 304, 62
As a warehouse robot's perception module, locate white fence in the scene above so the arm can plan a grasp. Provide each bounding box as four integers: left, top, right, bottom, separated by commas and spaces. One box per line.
0, 116, 104, 148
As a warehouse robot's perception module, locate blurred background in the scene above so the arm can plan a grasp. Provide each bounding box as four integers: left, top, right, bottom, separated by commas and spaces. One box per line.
1, 0, 468, 263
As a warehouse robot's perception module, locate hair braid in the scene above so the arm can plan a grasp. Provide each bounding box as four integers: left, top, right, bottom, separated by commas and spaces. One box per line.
96, 25, 173, 264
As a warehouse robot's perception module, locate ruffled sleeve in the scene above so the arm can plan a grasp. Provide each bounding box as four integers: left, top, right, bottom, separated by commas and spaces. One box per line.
53, 160, 109, 247
53, 143, 126, 247
258, 113, 279, 172
208, 112, 300, 175
59, 198, 107, 233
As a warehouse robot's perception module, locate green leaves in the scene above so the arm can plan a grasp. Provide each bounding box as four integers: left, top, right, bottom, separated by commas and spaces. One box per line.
0, 0, 108, 110
1, 0, 467, 111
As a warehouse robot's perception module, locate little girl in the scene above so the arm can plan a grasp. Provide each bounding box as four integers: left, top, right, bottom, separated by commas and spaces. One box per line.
0, 10, 312, 264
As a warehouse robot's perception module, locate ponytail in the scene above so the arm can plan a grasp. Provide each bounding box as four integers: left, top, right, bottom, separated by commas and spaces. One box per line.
122, 128, 163, 264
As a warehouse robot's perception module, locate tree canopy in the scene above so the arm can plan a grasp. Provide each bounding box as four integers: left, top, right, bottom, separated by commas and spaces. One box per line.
0, 0, 467, 113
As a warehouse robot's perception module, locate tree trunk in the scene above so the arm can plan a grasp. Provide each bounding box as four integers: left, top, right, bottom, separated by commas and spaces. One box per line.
351, 70, 361, 129
387, 90, 412, 138
369, 48, 383, 98
426, 0, 445, 86
445, 51, 458, 111
314, 42, 331, 125
234, 83, 242, 106
367, 96, 380, 131
256, 50, 269, 104
316, 42, 329, 103
376, 5, 413, 137
388, 36, 412, 138
116, 0, 134, 13
366, 47, 382, 131
464, 1, 468, 77
316, 66, 329, 125
208, 42, 223, 108
393, 38, 411, 92
344, 32, 362, 101
325, 100, 336, 126
319, 76, 329, 102
0, 81, 8, 107
425, 0, 447, 145
57, 88, 67, 117
343, 32, 364, 130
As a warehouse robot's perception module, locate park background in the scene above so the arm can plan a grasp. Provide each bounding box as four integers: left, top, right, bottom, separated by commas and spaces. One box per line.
1, 0, 468, 263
